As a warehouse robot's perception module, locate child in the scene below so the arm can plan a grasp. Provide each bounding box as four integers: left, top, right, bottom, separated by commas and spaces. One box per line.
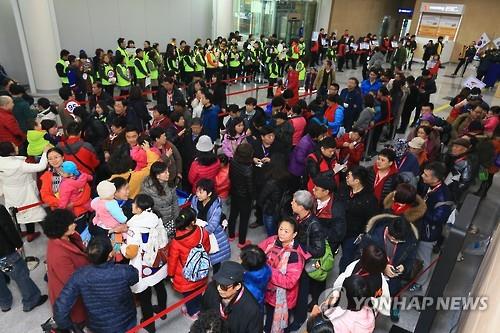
214, 154, 230, 217
125, 127, 147, 171
304, 67, 317, 94
240, 244, 271, 310
91, 180, 128, 260
427, 54, 441, 78
41, 119, 62, 146
58, 161, 93, 213
27, 120, 51, 158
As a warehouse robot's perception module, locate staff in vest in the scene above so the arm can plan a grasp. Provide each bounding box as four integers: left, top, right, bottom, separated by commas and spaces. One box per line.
289, 39, 300, 66
164, 43, 179, 77
296, 56, 306, 90
126, 40, 137, 85
133, 48, 149, 90
152, 43, 164, 78
298, 36, 306, 57
193, 46, 206, 80
305, 136, 341, 193
218, 42, 229, 80
266, 54, 279, 99
242, 44, 256, 84
180, 46, 195, 85
146, 50, 159, 100
228, 44, 241, 82
115, 37, 128, 66
205, 45, 218, 82
115, 54, 131, 96
99, 53, 116, 97
55, 49, 70, 87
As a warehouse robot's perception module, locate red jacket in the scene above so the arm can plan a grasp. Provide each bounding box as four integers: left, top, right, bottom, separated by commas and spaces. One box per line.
289, 116, 306, 146
188, 159, 221, 193
286, 70, 299, 107
57, 137, 100, 174
259, 236, 307, 309
336, 133, 365, 167
0, 107, 25, 146
46, 233, 89, 324
167, 227, 211, 293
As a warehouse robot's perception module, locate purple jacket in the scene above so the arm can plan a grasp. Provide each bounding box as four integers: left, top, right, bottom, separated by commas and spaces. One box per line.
288, 134, 315, 177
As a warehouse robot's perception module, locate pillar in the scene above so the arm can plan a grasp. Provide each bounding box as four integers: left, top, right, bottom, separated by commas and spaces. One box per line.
213, 0, 233, 39
10, 0, 61, 94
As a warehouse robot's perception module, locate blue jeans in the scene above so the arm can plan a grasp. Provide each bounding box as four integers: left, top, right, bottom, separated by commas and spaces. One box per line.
263, 214, 277, 236
339, 236, 358, 273
0, 251, 42, 311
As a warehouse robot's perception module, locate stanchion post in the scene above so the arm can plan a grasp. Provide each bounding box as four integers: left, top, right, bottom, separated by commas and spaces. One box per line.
363, 125, 374, 161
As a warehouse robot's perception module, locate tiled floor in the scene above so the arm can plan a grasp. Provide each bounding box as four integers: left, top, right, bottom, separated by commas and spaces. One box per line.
1, 61, 498, 333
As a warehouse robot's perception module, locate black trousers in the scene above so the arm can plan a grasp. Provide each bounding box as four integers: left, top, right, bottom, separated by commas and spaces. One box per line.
267, 78, 277, 97
288, 270, 310, 331
337, 56, 345, 71
309, 278, 326, 308
399, 104, 415, 132
453, 59, 471, 76
228, 195, 252, 244
138, 281, 167, 331
264, 303, 293, 333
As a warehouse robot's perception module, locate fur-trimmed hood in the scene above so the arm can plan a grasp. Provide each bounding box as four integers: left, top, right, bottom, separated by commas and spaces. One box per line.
383, 191, 427, 223
366, 213, 419, 240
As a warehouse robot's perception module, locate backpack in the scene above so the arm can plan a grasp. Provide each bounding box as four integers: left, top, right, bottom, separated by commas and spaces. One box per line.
182, 227, 211, 282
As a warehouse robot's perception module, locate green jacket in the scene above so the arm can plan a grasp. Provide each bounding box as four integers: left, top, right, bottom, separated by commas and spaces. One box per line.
12, 96, 36, 133
27, 130, 50, 156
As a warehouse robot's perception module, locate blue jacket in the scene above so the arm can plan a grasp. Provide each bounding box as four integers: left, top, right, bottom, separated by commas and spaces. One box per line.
54, 262, 138, 333
327, 105, 344, 136
396, 152, 420, 177
361, 79, 382, 96
243, 264, 272, 307
191, 196, 231, 265
201, 104, 220, 142
418, 183, 454, 242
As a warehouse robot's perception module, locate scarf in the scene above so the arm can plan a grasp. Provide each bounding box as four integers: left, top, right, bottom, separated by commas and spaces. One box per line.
271, 244, 292, 333
51, 171, 62, 195
391, 202, 412, 215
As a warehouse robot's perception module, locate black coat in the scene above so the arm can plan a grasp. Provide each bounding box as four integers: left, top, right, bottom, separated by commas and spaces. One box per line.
202, 281, 263, 333
127, 98, 151, 131
296, 214, 326, 259
229, 159, 254, 198
314, 195, 347, 251
257, 178, 286, 216
342, 187, 379, 238
156, 87, 186, 111
0, 205, 23, 258
88, 91, 114, 111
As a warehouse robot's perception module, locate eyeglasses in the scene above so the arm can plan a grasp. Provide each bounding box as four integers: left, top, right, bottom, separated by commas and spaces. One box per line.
217, 283, 234, 291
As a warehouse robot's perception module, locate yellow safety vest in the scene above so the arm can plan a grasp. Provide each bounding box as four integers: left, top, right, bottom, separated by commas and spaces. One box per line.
134, 57, 148, 79
205, 52, 217, 69
296, 60, 306, 81
147, 59, 159, 80
56, 59, 69, 84
183, 55, 194, 72
116, 47, 132, 67
116, 64, 131, 87
101, 64, 115, 85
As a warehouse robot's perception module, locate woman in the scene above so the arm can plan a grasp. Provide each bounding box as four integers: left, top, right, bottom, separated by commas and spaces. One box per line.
73, 106, 108, 161
414, 125, 439, 161
141, 161, 179, 237
210, 71, 227, 110
191, 178, 230, 272
168, 207, 210, 319
0, 142, 49, 241
259, 218, 307, 333
40, 147, 92, 235
110, 176, 133, 219
42, 209, 89, 327
383, 183, 426, 225
128, 86, 151, 132
99, 53, 115, 96
188, 135, 221, 193
228, 143, 254, 248
121, 194, 168, 333
221, 116, 247, 159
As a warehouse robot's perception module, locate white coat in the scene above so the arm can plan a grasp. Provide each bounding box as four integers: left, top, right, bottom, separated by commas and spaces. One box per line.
0, 153, 48, 224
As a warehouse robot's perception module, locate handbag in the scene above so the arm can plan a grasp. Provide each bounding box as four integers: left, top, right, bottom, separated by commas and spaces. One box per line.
208, 233, 220, 254
305, 221, 335, 281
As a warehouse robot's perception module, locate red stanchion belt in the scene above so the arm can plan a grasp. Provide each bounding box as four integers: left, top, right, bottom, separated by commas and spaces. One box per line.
15, 201, 44, 213
394, 256, 441, 298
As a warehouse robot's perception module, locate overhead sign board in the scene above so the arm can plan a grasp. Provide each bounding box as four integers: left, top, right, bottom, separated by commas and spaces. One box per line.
421, 2, 464, 15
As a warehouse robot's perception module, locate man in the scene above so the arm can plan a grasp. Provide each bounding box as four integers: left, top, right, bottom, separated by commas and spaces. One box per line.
9, 84, 37, 133
201, 261, 263, 333
452, 41, 477, 77
107, 99, 142, 131
390, 40, 407, 71
445, 138, 477, 203
165, 111, 186, 145
411, 162, 453, 293
451, 102, 487, 140
103, 116, 127, 161
411, 69, 436, 127
134, 48, 149, 89
339, 77, 363, 131
67, 55, 86, 101
324, 94, 344, 136
156, 76, 186, 113
57, 122, 100, 175
368, 148, 399, 207
404, 35, 417, 70
57, 86, 80, 134
0, 204, 48, 313
266, 54, 279, 98
0, 95, 25, 147
305, 136, 340, 193
88, 82, 114, 111
54, 236, 138, 333
240, 97, 264, 129
179, 117, 203, 190
55, 49, 70, 87
360, 70, 382, 96
313, 60, 335, 100
199, 89, 220, 142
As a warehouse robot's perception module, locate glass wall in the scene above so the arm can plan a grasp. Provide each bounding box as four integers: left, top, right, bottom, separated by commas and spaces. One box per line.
233, 0, 318, 43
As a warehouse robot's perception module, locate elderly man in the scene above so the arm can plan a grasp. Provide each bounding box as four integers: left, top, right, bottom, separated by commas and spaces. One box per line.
0, 95, 25, 147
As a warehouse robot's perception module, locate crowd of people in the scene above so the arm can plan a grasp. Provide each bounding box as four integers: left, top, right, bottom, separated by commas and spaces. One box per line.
0, 28, 499, 333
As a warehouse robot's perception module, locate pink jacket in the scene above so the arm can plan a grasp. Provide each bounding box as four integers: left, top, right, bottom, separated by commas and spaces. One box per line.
258, 236, 307, 309
326, 306, 375, 333
289, 116, 306, 146
90, 198, 127, 230
130, 145, 147, 171
221, 134, 247, 159
58, 173, 93, 213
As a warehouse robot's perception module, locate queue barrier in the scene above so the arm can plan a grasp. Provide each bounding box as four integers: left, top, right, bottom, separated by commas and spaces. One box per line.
126, 285, 207, 333
9, 201, 45, 271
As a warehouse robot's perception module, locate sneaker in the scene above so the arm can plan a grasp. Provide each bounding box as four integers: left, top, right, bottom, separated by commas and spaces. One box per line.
237, 240, 252, 249
153, 305, 167, 320
23, 295, 48, 312
1, 307, 11, 312
390, 308, 400, 322
140, 318, 156, 333
409, 283, 422, 292
26, 232, 41, 242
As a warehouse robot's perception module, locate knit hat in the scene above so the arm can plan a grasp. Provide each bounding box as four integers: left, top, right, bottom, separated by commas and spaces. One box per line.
452, 138, 471, 149
196, 135, 214, 152
61, 161, 80, 177
97, 180, 116, 199
408, 137, 425, 150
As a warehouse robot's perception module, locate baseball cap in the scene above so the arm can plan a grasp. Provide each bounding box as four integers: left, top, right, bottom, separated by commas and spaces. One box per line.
213, 261, 245, 285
